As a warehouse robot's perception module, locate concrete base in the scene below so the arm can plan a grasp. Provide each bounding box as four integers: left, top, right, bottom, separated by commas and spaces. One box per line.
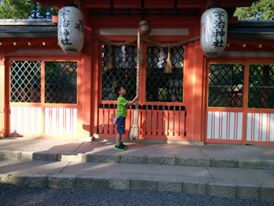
0, 160, 273, 203
1, 150, 274, 170
0, 137, 274, 203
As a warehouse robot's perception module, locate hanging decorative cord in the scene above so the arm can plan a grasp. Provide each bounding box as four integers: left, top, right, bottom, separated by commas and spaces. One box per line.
142, 35, 200, 48
94, 35, 199, 71
92, 35, 200, 48
164, 47, 172, 74
107, 44, 114, 69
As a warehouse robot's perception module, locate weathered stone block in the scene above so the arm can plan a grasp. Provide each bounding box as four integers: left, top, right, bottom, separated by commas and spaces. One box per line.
61, 155, 82, 162
210, 159, 238, 168
0, 174, 18, 184
32, 152, 59, 161
20, 175, 48, 188
183, 182, 207, 195
86, 155, 120, 163
120, 156, 147, 164
158, 181, 182, 192
75, 176, 109, 189
20, 151, 33, 161
207, 183, 237, 198
176, 158, 210, 167
129, 179, 158, 191
109, 179, 129, 190
147, 156, 176, 165
261, 187, 274, 203
237, 186, 260, 200
0, 151, 21, 160
238, 160, 274, 170
48, 175, 75, 189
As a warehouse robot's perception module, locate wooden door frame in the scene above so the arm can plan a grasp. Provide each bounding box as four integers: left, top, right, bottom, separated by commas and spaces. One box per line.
204, 56, 274, 145
7, 56, 81, 137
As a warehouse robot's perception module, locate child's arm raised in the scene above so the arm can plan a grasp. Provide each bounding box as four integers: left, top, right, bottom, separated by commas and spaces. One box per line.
128, 95, 138, 106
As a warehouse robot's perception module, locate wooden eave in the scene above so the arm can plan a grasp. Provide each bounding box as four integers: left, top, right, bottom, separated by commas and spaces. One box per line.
37, 0, 255, 16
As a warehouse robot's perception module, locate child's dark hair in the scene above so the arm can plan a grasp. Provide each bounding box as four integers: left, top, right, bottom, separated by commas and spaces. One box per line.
115, 85, 123, 94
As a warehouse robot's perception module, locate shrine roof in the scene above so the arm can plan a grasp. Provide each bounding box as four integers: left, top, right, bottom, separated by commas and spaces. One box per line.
37, 0, 255, 16
0, 19, 56, 38
37, 0, 255, 9
229, 21, 274, 40
0, 19, 273, 40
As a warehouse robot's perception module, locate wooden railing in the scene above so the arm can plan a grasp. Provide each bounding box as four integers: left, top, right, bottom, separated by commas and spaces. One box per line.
97, 104, 187, 140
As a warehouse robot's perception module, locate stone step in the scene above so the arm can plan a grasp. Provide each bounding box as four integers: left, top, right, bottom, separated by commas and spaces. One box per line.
0, 159, 273, 203
1, 150, 274, 170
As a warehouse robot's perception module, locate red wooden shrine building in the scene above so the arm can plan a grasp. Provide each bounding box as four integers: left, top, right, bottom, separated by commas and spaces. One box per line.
0, 0, 274, 145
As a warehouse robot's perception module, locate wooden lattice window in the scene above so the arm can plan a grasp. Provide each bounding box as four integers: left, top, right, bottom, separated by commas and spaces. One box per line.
10, 60, 41, 103
101, 45, 136, 100
208, 64, 244, 107
249, 64, 274, 108
45, 61, 77, 104
146, 47, 184, 102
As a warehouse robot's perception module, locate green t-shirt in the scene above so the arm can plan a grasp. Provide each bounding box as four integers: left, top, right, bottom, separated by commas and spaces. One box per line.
116, 96, 128, 117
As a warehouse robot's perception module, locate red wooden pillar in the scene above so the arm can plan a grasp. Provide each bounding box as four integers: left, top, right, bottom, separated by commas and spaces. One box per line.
184, 41, 205, 143
77, 29, 92, 138
3, 56, 9, 137
90, 29, 100, 138
77, 54, 92, 137
193, 41, 206, 142
0, 54, 5, 137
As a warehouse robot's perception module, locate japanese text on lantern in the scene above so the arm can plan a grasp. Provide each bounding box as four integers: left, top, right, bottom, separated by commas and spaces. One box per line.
212, 10, 226, 48
75, 20, 83, 32
61, 9, 72, 46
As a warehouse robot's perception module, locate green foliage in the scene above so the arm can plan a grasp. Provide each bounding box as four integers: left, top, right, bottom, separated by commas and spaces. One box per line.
0, 0, 34, 19
234, 0, 274, 20
0, 0, 56, 19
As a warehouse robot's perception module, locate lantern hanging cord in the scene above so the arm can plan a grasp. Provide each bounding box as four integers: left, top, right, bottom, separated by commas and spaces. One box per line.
92, 35, 200, 48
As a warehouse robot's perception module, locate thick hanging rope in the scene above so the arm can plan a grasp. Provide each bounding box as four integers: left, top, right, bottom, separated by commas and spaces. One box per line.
93, 35, 200, 48
129, 30, 141, 141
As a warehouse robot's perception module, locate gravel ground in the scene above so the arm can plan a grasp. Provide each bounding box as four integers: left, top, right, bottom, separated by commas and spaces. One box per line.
0, 185, 273, 206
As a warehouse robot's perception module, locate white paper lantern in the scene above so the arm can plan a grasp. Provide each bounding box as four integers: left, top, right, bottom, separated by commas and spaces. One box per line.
200, 7, 228, 57
58, 5, 84, 53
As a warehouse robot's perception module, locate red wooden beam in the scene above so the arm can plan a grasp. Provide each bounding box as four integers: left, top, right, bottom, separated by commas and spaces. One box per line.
37, 0, 67, 7
82, 0, 109, 8
81, 0, 254, 9
0, 38, 59, 50
216, 0, 254, 8
144, 0, 174, 9
114, 0, 140, 8
83, 0, 141, 8
177, 0, 207, 9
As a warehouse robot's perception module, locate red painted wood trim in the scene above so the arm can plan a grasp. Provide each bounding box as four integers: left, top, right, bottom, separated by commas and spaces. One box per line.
4, 58, 10, 136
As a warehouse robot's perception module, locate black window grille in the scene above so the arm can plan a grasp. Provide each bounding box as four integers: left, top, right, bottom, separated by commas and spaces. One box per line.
248, 64, 274, 108
102, 45, 136, 100
208, 64, 244, 107
45, 61, 77, 104
146, 47, 184, 102
10, 60, 41, 103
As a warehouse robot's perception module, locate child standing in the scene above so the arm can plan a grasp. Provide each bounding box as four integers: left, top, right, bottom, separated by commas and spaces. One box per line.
114, 86, 138, 150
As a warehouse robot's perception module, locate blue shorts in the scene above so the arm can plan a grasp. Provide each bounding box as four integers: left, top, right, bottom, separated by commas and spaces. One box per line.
116, 116, 125, 134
